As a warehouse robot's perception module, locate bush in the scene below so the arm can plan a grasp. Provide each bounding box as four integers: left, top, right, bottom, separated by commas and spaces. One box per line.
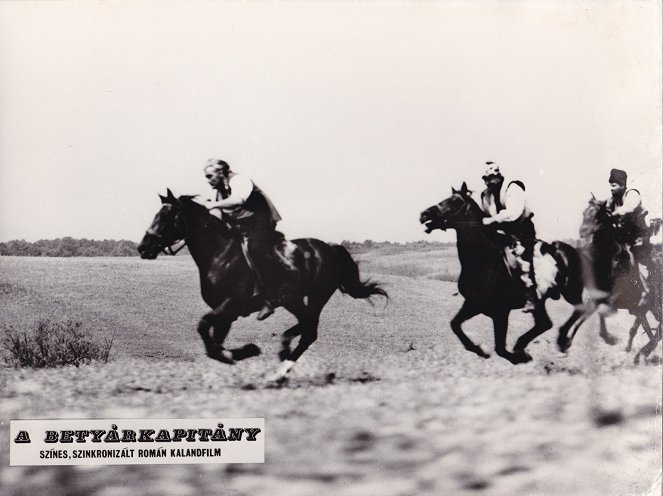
2, 319, 113, 368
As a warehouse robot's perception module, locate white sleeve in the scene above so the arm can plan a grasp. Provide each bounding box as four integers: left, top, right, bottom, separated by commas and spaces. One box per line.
223, 175, 254, 206
613, 190, 641, 215
492, 183, 526, 222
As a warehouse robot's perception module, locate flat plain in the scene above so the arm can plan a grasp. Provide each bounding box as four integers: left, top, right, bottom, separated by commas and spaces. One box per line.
0, 250, 661, 496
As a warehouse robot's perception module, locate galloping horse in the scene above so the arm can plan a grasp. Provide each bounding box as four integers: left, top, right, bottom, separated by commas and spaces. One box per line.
573, 197, 662, 364
138, 190, 387, 382
419, 183, 586, 364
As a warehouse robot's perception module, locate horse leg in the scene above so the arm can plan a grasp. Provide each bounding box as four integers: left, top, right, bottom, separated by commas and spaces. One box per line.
569, 307, 592, 342
556, 307, 587, 353
493, 311, 532, 364
278, 323, 302, 361
598, 314, 618, 346
268, 310, 321, 384
450, 301, 489, 359
275, 297, 312, 362
625, 317, 640, 352
634, 317, 660, 365
197, 300, 236, 364
513, 303, 552, 355
636, 324, 662, 364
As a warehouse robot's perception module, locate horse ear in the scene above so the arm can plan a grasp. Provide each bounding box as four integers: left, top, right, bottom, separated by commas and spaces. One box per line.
460, 182, 469, 195
166, 188, 180, 204
452, 186, 459, 194
159, 193, 168, 204
590, 192, 596, 201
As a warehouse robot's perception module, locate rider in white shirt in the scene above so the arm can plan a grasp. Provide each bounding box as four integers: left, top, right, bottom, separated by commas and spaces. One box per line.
605, 168, 652, 298
480, 162, 538, 313
203, 159, 282, 321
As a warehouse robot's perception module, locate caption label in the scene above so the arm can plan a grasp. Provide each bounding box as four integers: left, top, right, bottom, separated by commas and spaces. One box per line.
10, 418, 264, 466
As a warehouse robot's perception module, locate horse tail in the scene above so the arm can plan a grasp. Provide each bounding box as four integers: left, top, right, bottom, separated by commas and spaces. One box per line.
332, 245, 388, 300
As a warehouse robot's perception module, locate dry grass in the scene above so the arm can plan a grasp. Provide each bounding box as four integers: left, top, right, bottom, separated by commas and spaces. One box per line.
0, 254, 660, 496
356, 246, 459, 281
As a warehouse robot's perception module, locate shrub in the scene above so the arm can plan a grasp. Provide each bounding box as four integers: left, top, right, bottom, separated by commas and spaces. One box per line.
2, 319, 113, 368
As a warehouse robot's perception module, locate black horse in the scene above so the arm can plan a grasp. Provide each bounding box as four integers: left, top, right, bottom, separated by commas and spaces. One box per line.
138, 190, 387, 382
419, 183, 586, 364
574, 197, 662, 364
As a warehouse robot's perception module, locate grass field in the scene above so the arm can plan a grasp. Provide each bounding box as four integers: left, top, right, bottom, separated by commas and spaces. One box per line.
0, 251, 661, 496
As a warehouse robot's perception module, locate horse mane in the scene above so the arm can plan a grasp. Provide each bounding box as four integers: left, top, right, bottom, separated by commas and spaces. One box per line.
463, 193, 484, 217
453, 189, 485, 221
176, 195, 235, 238
579, 198, 609, 241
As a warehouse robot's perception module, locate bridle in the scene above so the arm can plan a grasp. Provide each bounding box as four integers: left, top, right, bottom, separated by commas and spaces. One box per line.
145, 204, 211, 256
145, 227, 187, 256
434, 194, 481, 228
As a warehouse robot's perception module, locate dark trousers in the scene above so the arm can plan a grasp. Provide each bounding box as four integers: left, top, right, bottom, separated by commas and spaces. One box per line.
231, 213, 278, 298
493, 217, 538, 299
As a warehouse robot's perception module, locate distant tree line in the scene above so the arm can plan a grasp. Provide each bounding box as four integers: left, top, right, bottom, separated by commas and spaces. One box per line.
0, 238, 139, 257
0, 237, 580, 257
341, 239, 456, 254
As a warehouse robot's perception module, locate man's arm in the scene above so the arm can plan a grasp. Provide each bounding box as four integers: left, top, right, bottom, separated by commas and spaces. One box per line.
208, 175, 254, 209
483, 183, 526, 224
613, 190, 641, 215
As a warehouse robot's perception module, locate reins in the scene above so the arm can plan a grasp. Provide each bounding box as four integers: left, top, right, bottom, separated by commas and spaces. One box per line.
146, 205, 213, 256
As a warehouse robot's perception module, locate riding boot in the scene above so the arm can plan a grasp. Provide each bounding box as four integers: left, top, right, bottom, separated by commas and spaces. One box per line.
238, 235, 276, 321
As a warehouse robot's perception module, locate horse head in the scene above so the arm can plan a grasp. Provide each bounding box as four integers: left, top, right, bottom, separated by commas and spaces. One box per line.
419, 182, 478, 233
578, 195, 613, 246
578, 195, 631, 297
137, 189, 189, 259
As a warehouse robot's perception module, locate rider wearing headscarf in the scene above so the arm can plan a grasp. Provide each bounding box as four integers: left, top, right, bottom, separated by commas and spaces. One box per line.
480, 162, 538, 312
203, 158, 283, 321
605, 168, 652, 294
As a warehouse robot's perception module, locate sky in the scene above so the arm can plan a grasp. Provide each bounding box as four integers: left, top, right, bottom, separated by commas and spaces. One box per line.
0, 1, 661, 244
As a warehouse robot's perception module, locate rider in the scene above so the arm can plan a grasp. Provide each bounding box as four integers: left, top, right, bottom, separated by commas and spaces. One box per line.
605, 168, 652, 296
480, 162, 538, 313
203, 158, 283, 321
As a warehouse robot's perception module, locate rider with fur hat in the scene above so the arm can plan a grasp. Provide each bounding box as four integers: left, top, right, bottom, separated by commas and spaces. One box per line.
605, 168, 652, 295
480, 161, 538, 313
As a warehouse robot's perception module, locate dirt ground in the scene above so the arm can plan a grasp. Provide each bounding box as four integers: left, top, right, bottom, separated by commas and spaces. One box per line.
0, 258, 661, 496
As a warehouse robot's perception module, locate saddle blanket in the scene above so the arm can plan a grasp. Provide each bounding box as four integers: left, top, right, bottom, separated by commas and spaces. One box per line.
503, 241, 557, 298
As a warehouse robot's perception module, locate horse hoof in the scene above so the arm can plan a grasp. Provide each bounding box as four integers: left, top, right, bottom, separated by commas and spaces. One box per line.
266, 375, 288, 388
473, 347, 490, 359
512, 350, 532, 364
278, 350, 290, 362
557, 338, 571, 353
217, 349, 236, 365
233, 344, 261, 361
